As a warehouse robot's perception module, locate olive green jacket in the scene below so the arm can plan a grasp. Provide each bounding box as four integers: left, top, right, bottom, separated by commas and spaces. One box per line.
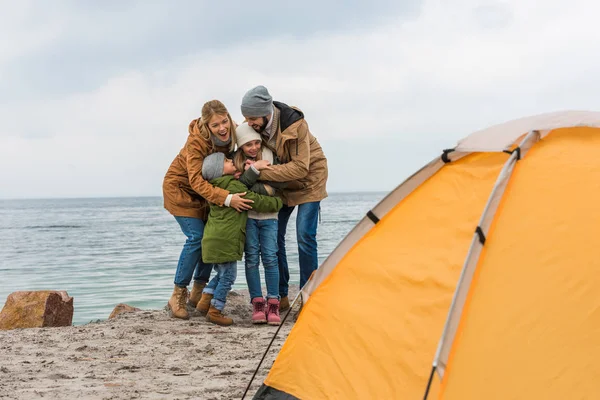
201, 174, 283, 264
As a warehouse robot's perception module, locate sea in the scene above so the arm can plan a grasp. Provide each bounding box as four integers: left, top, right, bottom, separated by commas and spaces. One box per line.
0, 193, 386, 325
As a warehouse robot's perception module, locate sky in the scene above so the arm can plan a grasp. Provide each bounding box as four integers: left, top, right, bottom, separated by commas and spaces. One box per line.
1, 0, 600, 199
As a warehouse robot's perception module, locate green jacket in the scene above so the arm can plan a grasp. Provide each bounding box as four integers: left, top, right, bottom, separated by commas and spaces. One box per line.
202, 174, 283, 264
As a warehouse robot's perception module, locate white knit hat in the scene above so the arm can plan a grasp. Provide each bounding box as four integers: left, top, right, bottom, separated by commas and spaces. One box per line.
236, 122, 262, 148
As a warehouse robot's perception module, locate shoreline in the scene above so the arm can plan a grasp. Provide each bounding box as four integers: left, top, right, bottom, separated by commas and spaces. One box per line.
0, 288, 298, 400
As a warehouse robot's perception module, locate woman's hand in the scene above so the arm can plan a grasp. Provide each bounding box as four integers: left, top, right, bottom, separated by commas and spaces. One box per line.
229, 192, 253, 212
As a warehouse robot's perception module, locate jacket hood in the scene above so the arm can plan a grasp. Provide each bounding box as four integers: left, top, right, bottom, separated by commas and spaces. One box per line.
189, 118, 202, 136
274, 101, 304, 141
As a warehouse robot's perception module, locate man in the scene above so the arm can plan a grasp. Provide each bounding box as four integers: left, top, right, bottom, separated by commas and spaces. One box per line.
240, 85, 328, 311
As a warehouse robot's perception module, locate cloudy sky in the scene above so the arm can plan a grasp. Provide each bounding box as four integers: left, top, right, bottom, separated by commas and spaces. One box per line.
1, 0, 599, 199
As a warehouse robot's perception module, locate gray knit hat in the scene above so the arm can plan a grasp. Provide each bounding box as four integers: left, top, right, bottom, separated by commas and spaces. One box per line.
202, 152, 225, 181
240, 85, 273, 117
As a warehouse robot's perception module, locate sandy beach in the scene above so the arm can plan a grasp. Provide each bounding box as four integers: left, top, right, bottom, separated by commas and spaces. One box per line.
0, 288, 299, 400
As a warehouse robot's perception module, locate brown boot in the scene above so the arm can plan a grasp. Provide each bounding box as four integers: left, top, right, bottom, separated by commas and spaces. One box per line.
167, 286, 189, 320
279, 296, 290, 312
206, 305, 233, 326
195, 292, 213, 316
188, 281, 206, 308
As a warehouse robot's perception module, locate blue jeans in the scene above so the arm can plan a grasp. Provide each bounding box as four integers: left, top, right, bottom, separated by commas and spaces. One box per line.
245, 218, 280, 300
203, 262, 237, 311
173, 216, 213, 287
277, 201, 320, 297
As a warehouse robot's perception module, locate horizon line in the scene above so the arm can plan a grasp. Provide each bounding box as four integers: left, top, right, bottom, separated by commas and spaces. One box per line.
0, 190, 389, 201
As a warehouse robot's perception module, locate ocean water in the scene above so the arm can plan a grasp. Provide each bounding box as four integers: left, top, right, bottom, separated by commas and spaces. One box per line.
0, 193, 385, 325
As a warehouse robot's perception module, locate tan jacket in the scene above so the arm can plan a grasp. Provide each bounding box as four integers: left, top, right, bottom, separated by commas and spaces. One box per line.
259, 101, 328, 206
162, 118, 231, 220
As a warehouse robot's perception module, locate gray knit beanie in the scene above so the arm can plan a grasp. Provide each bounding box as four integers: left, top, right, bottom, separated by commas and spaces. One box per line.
202, 152, 225, 181
240, 85, 273, 117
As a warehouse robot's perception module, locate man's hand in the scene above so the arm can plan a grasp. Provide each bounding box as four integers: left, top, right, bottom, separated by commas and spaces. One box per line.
253, 159, 272, 171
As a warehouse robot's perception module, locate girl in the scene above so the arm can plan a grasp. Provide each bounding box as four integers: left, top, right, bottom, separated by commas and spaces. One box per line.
162, 100, 253, 320
234, 122, 286, 325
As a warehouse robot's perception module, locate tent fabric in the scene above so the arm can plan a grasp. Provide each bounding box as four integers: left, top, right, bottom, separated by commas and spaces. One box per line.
302, 151, 470, 300
255, 152, 507, 399
439, 127, 600, 399
253, 385, 298, 400
302, 156, 443, 300
455, 110, 600, 152
252, 117, 600, 400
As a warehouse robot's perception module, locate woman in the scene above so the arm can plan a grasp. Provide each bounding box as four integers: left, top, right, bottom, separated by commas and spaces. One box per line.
162, 100, 253, 320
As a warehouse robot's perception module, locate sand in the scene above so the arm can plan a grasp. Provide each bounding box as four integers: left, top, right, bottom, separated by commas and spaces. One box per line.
0, 288, 299, 400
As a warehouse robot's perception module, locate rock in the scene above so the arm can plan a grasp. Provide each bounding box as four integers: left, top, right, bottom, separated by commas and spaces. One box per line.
109, 303, 141, 319
0, 291, 73, 330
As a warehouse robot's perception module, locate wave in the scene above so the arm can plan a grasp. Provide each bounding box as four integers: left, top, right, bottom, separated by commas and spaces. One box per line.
24, 225, 84, 229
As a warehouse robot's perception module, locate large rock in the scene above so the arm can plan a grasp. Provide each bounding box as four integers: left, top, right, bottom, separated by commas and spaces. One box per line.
0, 291, 73, 330
109, 303, 141, 319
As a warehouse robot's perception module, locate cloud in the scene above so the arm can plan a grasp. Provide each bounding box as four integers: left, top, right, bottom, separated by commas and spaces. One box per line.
0, 1, 419, 100
2, 0, 600, 199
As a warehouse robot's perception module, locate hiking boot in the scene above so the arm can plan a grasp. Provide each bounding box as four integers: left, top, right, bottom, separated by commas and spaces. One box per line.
195, 292, 213, 316
267, 299, 281, 326
188, 280, 206, 308
206, 305, 233, 326
279, 296, 290, 312
251, 297, 267, 324
167, 285, 189, 320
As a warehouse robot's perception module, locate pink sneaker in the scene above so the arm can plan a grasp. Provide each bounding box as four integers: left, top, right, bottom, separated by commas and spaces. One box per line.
267, 298, 281, 326
251, 297, 267, 324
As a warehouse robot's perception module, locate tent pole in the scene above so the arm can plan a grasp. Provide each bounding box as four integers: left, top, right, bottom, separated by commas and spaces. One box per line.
425, 130, 540, 391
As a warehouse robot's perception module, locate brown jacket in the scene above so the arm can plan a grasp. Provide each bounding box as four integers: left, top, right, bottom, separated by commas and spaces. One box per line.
259, 101, 328, 206
162, 119, 231, 220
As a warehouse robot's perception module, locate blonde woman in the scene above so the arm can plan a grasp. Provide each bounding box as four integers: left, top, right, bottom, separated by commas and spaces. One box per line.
162, 100, 253, 320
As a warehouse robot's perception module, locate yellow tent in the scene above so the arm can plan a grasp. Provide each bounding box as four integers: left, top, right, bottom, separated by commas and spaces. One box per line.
251, 111, 600, 400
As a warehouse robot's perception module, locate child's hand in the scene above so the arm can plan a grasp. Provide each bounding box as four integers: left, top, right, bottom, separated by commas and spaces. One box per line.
253, 159, 272, 171
264, 184, 275, 196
